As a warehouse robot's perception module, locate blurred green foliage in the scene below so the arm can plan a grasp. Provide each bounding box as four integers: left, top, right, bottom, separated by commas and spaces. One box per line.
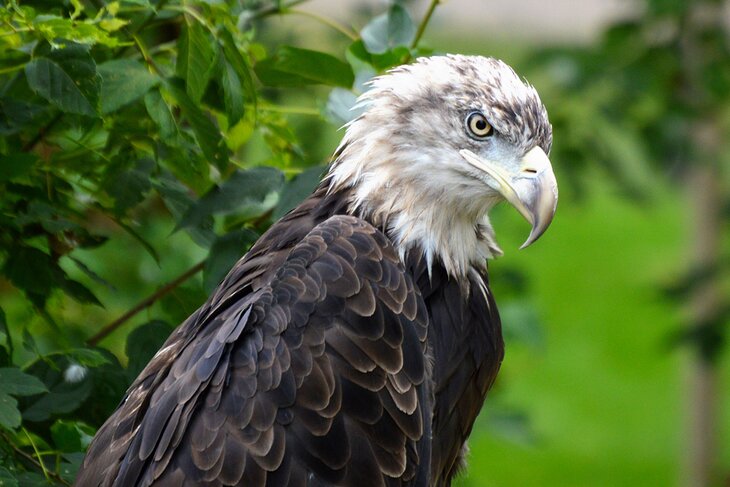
0, 0, 433, 483
0, 0, 729, 486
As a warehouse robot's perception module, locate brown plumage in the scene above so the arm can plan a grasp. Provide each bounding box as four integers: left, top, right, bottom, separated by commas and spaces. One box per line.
77, 55, 557, 486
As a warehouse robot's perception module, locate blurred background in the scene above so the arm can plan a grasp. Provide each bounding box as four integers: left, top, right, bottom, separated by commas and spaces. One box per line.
0, 0, 728, 485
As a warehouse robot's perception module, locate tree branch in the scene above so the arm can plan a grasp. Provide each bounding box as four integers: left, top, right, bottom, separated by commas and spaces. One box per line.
86, 260, 205, 346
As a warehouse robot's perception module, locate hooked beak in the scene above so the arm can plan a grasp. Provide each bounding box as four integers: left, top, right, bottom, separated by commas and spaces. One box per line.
459, 146, 558, 249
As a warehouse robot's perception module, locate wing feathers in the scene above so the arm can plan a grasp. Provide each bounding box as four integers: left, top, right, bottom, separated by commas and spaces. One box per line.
77, 215, 430, 486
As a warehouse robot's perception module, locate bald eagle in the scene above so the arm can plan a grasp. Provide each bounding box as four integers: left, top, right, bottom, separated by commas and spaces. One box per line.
76, 55, 557, 487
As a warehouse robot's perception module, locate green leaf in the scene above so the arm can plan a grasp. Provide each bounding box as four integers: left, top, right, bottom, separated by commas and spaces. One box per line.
0, 467, 19, 487
273, 165, 325, 220
165, 79, 229, 170
51, 419, 95, 453
360, 4, 415, 55
102, 157, 154, 214
21, 359, 93, 422
60, 278, 102, 306
97, 59, 159, 114
66, 348, 110, 368
153, 173, 216, 247
159, 286, 208, 324
115, 219, 160, 264
325, 88, 361, 125
0, 153, 36, 182
144, 89, 178, 139
59, 452, 85, 483
203, 229, 259, 292
255, 46, 354, 88
0, 368, 48, 396
0, 98, 52, 135
220, 59, 244, 126
125, 321, 174, 380
25, 43, 100, 116
0, 393, 21, 429
31, 16, 124, 47
177, 166, 284, 229
3, 245, 57, 298
14, 471, 47, 485
177, 18, 216, 103
219, 28, 257, 119
347, 39, 410, 71
0, 308, 11, 367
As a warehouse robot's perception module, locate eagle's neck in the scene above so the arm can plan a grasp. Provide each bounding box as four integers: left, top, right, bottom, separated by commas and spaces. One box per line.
325, 132, 502, 280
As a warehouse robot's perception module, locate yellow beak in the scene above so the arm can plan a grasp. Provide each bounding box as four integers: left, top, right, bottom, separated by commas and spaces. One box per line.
459, 146, 558, 249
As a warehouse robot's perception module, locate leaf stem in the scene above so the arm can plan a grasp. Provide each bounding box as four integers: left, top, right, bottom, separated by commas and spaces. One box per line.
22, 428, 51, 483
0, 63, 26, 75
250, 0, 310, 20
410, 0, 439, 51
132, 33, 163, 76
287, 9, 357, 40
86, 260, 205, 346
0, 430, 71, 486
261, 104, 321, 116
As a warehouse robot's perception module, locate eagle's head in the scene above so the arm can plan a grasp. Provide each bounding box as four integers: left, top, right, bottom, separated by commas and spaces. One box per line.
327, 55, 558, 278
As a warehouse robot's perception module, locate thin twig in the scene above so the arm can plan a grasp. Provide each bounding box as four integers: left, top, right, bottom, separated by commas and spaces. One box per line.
22, 428, 50, 482
288, 9, 357, 40
0, 430, 71, 486
250, 0, 309, 20
409, 0, 439, 52
261, 104, 321, 116
86, 261, 205, 346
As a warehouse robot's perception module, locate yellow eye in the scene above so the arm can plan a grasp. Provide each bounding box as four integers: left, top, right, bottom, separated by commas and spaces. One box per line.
466, 112, 493, 138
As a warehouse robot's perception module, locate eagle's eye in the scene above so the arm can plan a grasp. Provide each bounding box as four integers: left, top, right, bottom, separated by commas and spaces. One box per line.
466, 112, 493, 138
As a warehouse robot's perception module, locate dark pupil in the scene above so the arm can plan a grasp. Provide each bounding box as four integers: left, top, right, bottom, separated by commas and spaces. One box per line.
475, 119, 487, 131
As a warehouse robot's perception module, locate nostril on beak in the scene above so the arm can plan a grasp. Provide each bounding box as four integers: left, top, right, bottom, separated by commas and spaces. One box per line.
523, 168, 538, 174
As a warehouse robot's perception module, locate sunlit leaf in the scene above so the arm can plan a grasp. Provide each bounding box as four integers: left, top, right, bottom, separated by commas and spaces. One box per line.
31, 16, 124, 47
